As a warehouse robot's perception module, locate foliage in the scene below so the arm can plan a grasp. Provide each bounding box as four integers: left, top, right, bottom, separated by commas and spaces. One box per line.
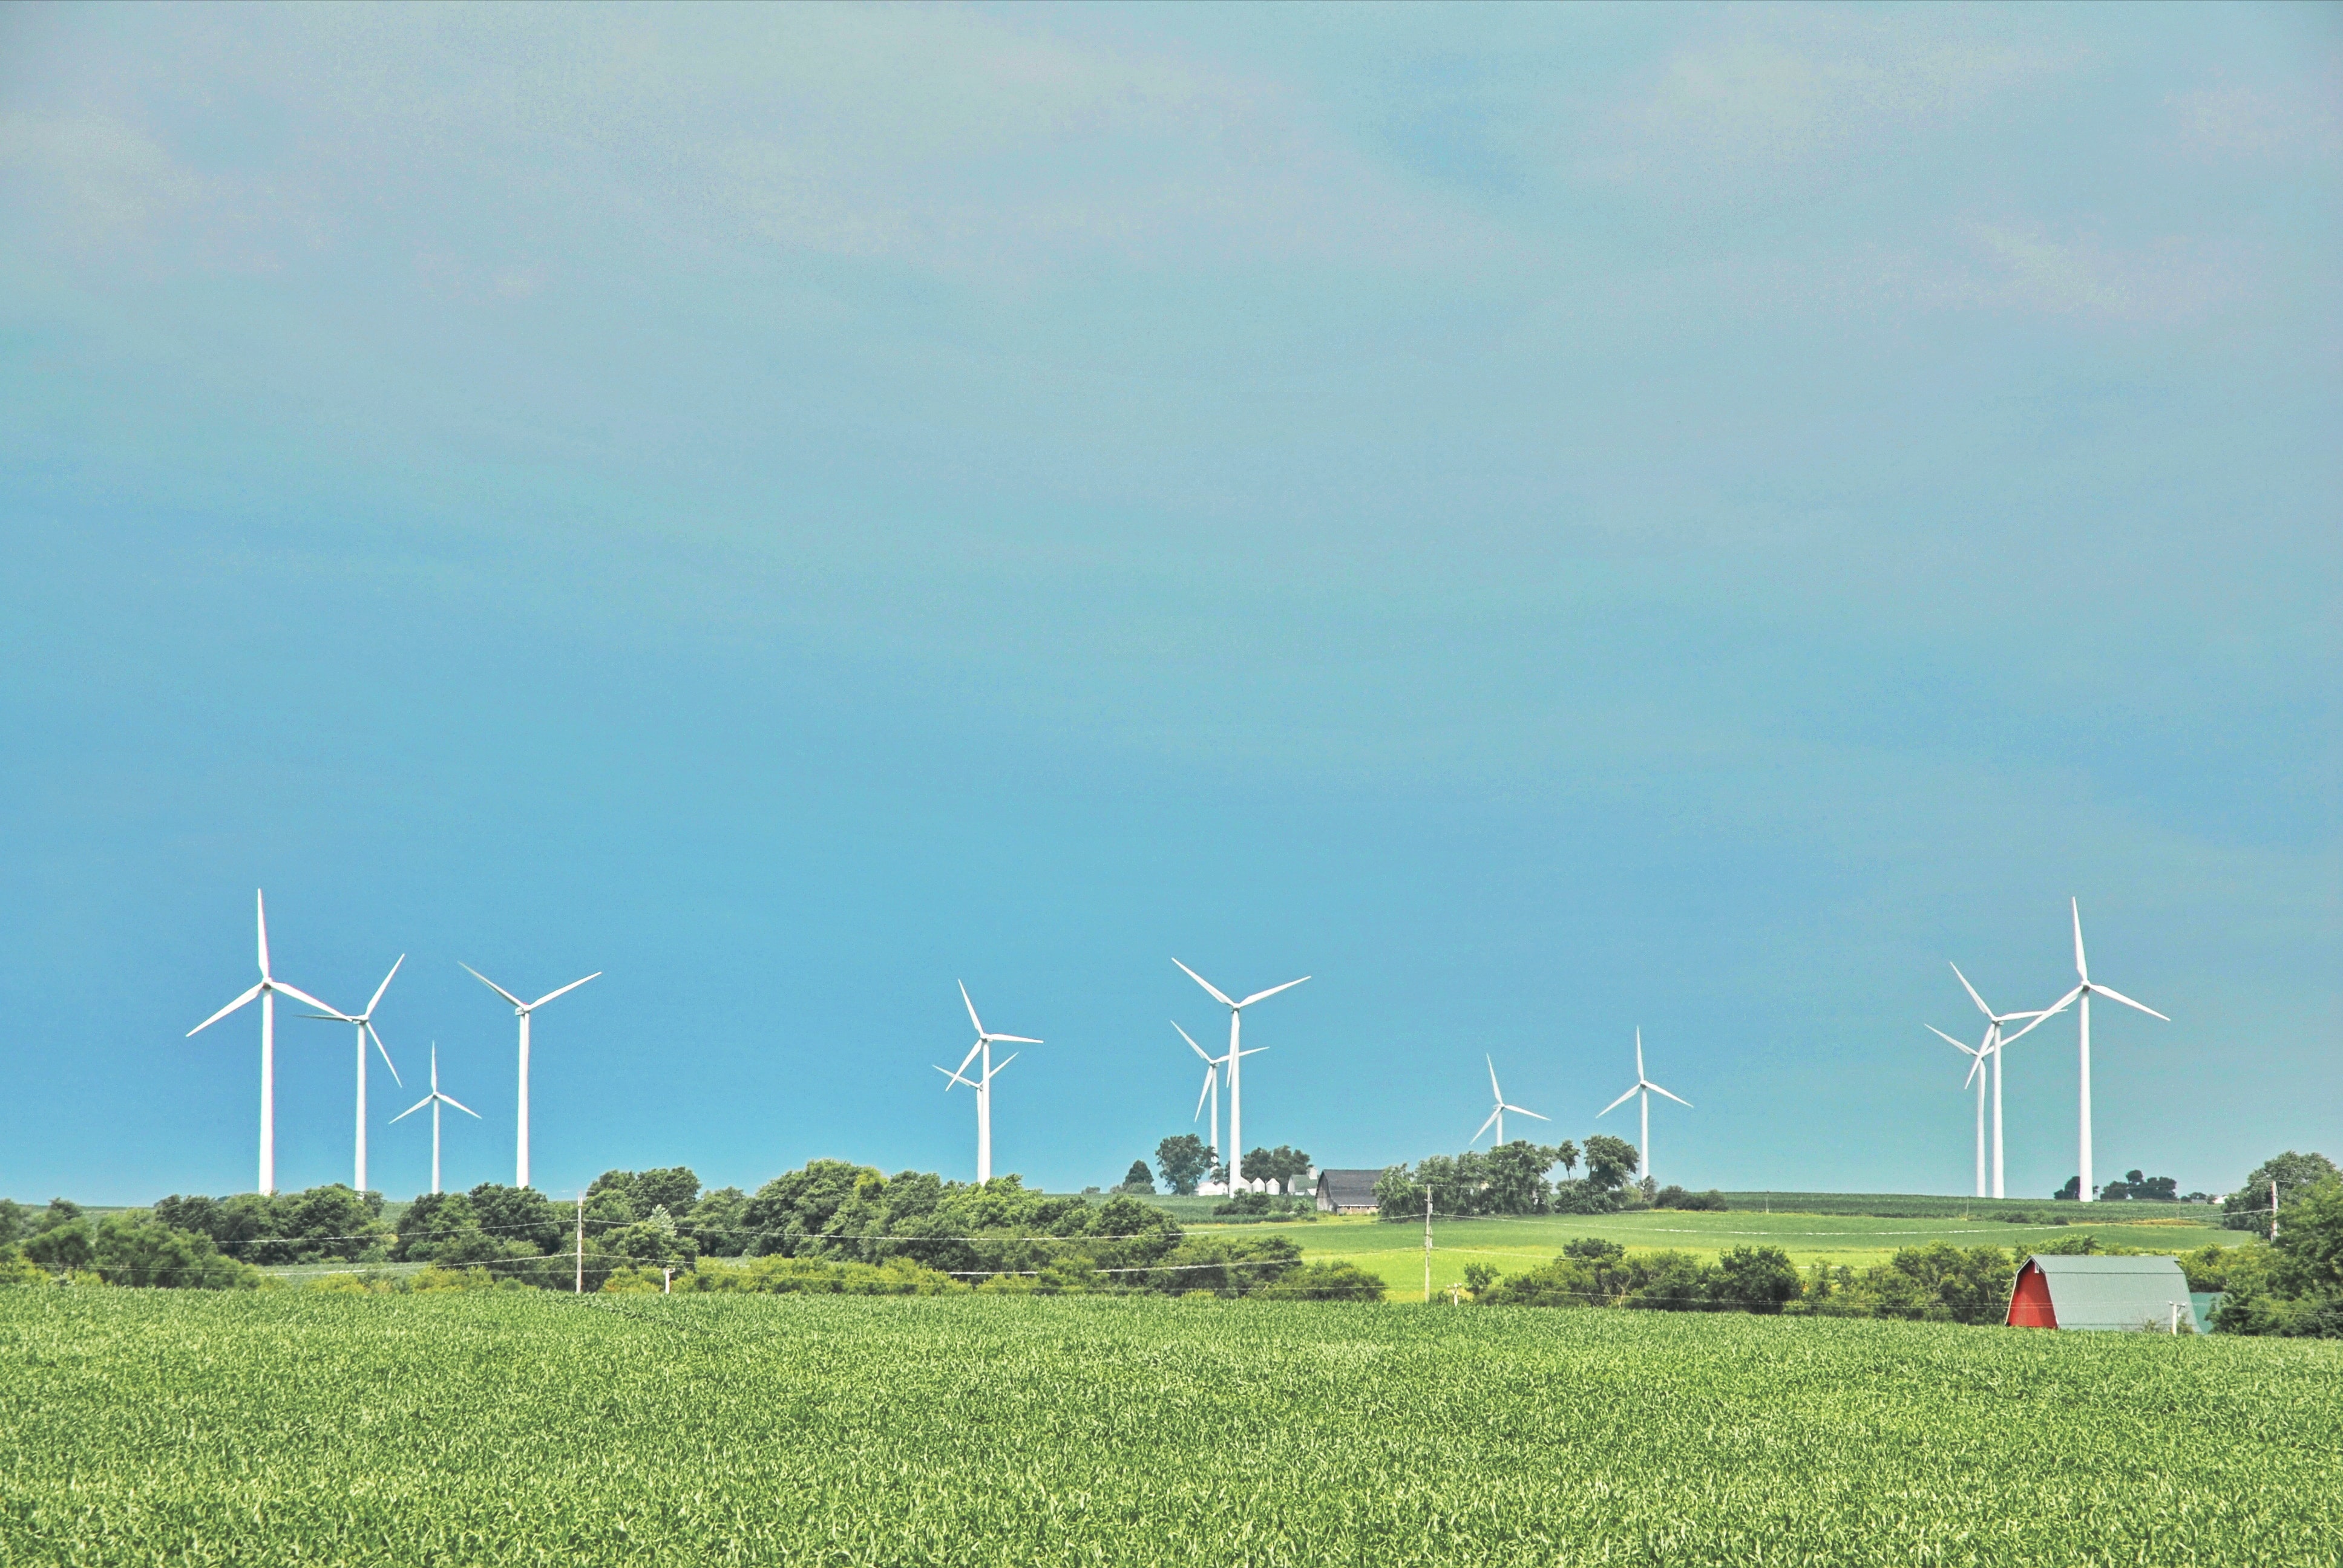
2212, 1178, 2343, 1336
1240, 1145, 1312, 1194
586, 1167, 703, 1223
1154, 1135, 1213, 1195
1252, 1261, 1384, 1300
2223, 1151, 2339, 1232
1795, 1244, 2015, 1324
1375, 1139, 1614, 1221
1119, 1160, 1155, 1194
685, 1186, 750, 1256
11, 1213, 261, 1290
2098, 1168, 2179, 1201
685, 1255, 963, 1295
0, 1200, 28, 1246
151, 1186, 393, 1266
1653, 1186, 1727, 1210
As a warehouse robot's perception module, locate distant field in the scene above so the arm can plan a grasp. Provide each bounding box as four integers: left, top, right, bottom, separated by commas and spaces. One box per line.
1216, 1207, 2236, 1301
1712, 1191, 2224, 1223
4, 1290, 2336, 1565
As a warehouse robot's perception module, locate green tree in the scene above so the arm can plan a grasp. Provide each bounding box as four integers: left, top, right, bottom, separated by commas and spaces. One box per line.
1254, 1260, 1384, 1300
686, 1186, 750, 1256
2215, 1177, 2343, 1336
88, 1214, 261, 1289
1119, 1160, 1155, 1194
1708, 1246, 1802, 1313
1155, 1135, 1213, 1196
0, 1200, 28, 1246
1481, 1141, 1561, 1214
2099, 1168, 2179, 1201
2223, 1151, 2339, 1232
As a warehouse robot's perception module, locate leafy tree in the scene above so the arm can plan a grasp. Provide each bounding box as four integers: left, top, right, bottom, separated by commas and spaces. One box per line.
1254, 1260, 1384, 1300
686, 1186, 750, 1256
2214, 1177, 2343, 1335
88, 1214, 260, 1289
1480, 1141, 1561, 1214
1709, 1246, 1801, 1313
1155, 1135, 1213, 1196
2053, 1175, 2081, 1200
1461, 1263, 1499, 1296
2223, 1151, 2339, 1232
20, 1221, 94, 1273
0, 1200, 28, 1246
1373, 1164, 1423, 1221
1119, 1160, 1155, 1195
632, 1167, 701, 1217
1580, 1135, 1640, 1192
464, 1184, 567, 1253
2099, 1169, 2179, 1201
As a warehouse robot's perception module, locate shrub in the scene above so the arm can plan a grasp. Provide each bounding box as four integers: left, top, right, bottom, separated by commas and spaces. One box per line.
1254, 1261, 1385, 1301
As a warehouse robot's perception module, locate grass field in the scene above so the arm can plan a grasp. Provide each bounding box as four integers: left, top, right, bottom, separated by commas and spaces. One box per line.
4, 1289, 2337, 1565
1221, 1209, 2236, 1301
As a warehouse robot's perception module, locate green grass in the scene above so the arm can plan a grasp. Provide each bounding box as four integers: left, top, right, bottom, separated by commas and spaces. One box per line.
2, 1289, 2336, 1565
1712, 1192, 2224, 1223
1221, 1208, 2237, 1301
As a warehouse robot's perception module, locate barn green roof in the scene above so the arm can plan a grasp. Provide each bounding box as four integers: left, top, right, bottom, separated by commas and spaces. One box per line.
2023, 1254, 2192, 1332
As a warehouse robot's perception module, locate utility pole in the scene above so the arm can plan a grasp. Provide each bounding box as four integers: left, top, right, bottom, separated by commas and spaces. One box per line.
2270, 1178, 2279, 1243
1422, 1189, 1433, 1304
663, 1267, 673, 1296
575, 1194, 585, 1295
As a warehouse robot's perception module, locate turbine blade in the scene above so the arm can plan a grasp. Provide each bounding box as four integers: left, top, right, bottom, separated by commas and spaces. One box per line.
1648, 1083, 1693, 1109
934, 1065, 977, 1091
1173, 1021, 1213, 1063
528, 972, 600, 1010
1598, 1084, 1638, 1117
270, 982, 337, 1014
2071, 898, 2088, 983
988, 1051, 1018, 1077
297, 1010, 357, 1024
1996, 1008, 2061, 1047
952, 1038, 985, 1079
370, 1022, 402, 1088
1473, 1108, 1501, 1142
365, 955, 405, 1019
1235, 1044, 1269, 1057
442, 1094, 482, 1119
1238, 975, 1310, 1008
1926, 1025, 1974, 1054
1487, 1055, 1501, 1100
1964, 1054, 1985, 1089
989, 1033, 1042, 1045
1949, 962, 1993, 1020
1195, 1070, 1215, 1121
2088, 983, 2168, 1022
460, 964, 528, 1009
1172, 959, 1236, 1010
188, 984, 264, 1036
1635, 1028, 1645, 1079
1503, 1105, 1549, 1122
255, 890, 270, 977
959, 979, 984, 1037
390, 1095, 432, 1123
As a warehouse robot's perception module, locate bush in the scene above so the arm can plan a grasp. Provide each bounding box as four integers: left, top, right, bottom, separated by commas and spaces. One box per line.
1254, 1261, 1384, 1301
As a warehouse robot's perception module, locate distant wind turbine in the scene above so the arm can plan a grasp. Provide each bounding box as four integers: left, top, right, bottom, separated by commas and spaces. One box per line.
1173, 960, 1308, 1194
298, 955, 405, 1194
1939, 964, 2064, 1199
460, 964, 599, 1190
1928, 1027, 1991, 1198
1475, 1056, 1548, 1146
1174, 1021, 1263, 1183
2042, 900, 2167, 1203
390, 1044, 480, 1195
1598, 1030, 1689, 1189
936, 982, 1039, 1185
186, 890, 335, 1195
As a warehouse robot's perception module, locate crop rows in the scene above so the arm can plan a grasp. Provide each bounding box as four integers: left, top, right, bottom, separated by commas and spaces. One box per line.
2, 1290, 2338, 1565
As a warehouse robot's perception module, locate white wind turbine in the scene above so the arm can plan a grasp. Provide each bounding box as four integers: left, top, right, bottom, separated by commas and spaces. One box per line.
1938, 964, 2064, 1199
298, 956, 405, 1194
1173, 960, 1308, 1194
1927, 1027, 1991, 1197
186, 890, 336, 1195
935, 982, 1040, 1185
1173, 1021, 1264, 1184
2042, 899, 2168, 1203
1598, 1030, 1689, 1189
1475, 1056, 1548, 1146
390, 1044, 480, 1195
460, 963, 600, 1191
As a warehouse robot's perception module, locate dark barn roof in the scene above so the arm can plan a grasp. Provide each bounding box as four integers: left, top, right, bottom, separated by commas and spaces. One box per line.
1314, 1169, 1386, 1213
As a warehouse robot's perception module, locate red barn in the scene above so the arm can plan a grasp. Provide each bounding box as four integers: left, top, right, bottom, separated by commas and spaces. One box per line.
2006, 1253, 2194, 1331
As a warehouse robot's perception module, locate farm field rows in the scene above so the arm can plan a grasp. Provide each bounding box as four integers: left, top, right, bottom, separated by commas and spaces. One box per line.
3, 1290, 2336, 1566
1226, 1209, 2236, 1301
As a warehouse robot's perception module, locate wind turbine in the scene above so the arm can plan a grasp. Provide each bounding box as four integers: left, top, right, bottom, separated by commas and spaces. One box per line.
460, 963, 600, 1190
1598, 1030, 1689, 1189
1173, 1021, 1263, 1186
1942, 964, 2064, 1199
935, 982, 1039, 1185
2042, 899, 2168, 1203
1475, 1056, 1548, 1146
298, 956, 405, 1194
1927, 1026, 1991, 1197
1173, 960, 1308, 1194
186, 890, 336, 1195
390, 1044, 480, 1195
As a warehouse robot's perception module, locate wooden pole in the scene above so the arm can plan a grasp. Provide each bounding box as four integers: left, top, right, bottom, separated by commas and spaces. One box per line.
1422, 1189, 1432, 1304
575, 1194, 585, 1295
2271, 1178, 2279, 1243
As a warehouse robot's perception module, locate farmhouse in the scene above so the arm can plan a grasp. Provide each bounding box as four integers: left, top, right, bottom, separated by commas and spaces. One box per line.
2005, 1253, 2195, 1332
1314, 1169, 1384, 1215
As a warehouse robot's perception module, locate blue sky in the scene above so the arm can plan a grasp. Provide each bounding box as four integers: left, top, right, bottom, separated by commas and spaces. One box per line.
2, 3, 2335, 1206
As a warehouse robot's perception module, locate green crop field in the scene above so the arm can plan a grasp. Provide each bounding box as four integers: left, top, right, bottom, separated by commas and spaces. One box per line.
1222, 1209, 2236, 1301
4, 1290, 2337, 1566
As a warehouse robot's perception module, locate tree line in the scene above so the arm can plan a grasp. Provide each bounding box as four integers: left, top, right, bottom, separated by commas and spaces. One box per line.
1370, 1135, 1646, 1219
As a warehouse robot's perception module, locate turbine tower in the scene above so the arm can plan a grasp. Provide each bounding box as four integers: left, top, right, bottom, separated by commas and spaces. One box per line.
936, 982, 1039, 1185
2042, 900, 2167, 1203
1941, 964, 2063, 1199
298, 955, 405, 1194
1174, 1021, 1262, 1183
1598, 1029, 1689, 1189
186, 890, 335, 1195
390, 1044, 480, 1195
1173, 961, 1308, 1194
1475, 1056, 1548, 1146
460, 963, 599, 1191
